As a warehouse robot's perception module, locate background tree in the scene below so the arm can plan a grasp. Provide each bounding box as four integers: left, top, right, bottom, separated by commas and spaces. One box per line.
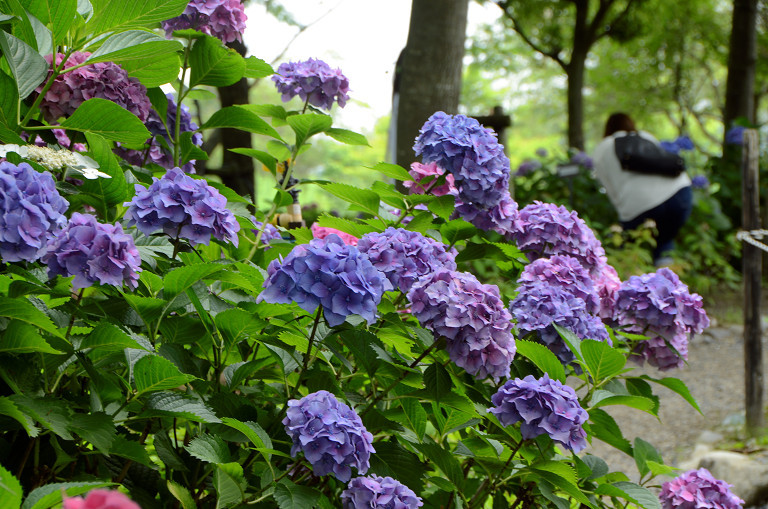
723, 0, 759, 135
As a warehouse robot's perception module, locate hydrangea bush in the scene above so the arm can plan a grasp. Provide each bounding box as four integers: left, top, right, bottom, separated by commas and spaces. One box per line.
0, 2, 727, 508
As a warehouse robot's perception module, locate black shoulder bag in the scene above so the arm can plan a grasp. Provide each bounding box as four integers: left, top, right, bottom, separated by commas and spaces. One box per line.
613, 132, 685, 177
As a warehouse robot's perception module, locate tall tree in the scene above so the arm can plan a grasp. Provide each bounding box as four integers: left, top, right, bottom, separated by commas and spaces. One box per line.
495, 0, 644, 150
723, 0, 759, 134
395, 0, 469, 169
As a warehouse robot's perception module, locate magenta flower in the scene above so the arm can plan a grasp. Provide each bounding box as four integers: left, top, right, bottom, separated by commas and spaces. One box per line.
162, 0, 247, 43
659, 468, 744, 509
63, 489, 140, 509
311, 223, 358, 246
403, 161, 457, 197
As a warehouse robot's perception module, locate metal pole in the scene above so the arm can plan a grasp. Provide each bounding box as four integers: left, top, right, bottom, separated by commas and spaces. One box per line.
742, 128, 763, 435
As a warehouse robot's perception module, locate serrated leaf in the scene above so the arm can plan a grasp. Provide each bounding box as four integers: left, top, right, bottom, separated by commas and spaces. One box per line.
68, 411, 116, 454
367, 441, 426, 493
0, 29, 47, 98
582, 339, 626, 381
20, 0, 77, 45
0, 396, 38, 437
243, 56, 273, 78
515, 340, 566, 383
596, 481, 661, 509
400, 398, 427, 439
163, 263, 224, 300
145, 391, 221, 423
21, 481, 115, 509
423, 362, 453, 401
427, 194, 456, 220
590, 391, 656, 413
201, 105, 282, 140
0, 320, 62, 354
0, 70, 22, 143
229, 148, 277, 173
220, 417, 272, 452
123, 294, 167, 324
414, 442, 465, 490
215, 462, 245, 509
0, 463, 22, 509
109, 435, 152, 466
317, 182, 380, 216
0, 296, 62, 337
134, 355, 197, 396
80, 322, 145, 351
316, 214, 378, 238
189, 34, 245, 87
186, 434, 230, 464
640, 375, 701, 414
589, 408, 633, 455
369, 162, 413, 181
633, 437, 663, 477
240, 103, 287, 120
119, 51, 181, 87
324, 127, 369, 146
554, 323, 584, 363
86, 0, 188, 33
530, 462, 592, 506
88, 30, 182, 64
274, 479, 321, 509
78, 132, 131, 216
168, 481, 196, 509
60, 98, 151, 144
11, 396, 72, 440
286, 113, 332, 147
440, 219, 476, 245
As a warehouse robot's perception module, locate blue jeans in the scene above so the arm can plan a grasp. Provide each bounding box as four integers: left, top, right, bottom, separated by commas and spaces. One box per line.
620, 186, 693, 262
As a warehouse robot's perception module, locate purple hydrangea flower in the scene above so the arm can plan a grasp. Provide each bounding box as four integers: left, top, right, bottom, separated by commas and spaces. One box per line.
162, 0, 247, 43
115, 93, 203, 173
660, 140, 679, 154
37, 52, 151, 123
725, 126, 745, 145
342, 475, 423, 509
659, 468, 744, 509
660, 136, 694, 154
454, 193, 519, 236
403, 161, 457, 197
272, 58, 350, 111
612, 268, 710, 370
489, 374, 588, 453
508, 201, 608, 277
252, 220, 282, 245
535, 147, 549, 158
357, 228, 457, 294
514, 159, 542, 177
44, 213, 141, 290
283, 390, 374, 482
124, 168, 240, 247
0, 161, 69, 262
594, 263, 622, 321
257, 235, 392, 327
413, 112, 511, 211
570, 151, 593, 169
517, 255, 600, 313
408, 269, 516, 381
691, 175, 709, 190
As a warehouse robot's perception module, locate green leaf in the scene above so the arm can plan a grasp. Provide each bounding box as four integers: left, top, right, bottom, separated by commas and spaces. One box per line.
229, 148, 277, 173
214, 462, 245, 509
317, 182, 380, 216
3, 0, 38, 50
119, 51, 181, 87
87, 30, 182, 64
440, 219, 476, 245
0, 396, 38, 436
273, 479, 321, 509
240, 103, 287, 120
0, 320, 62, 354
220, 417, 272, 460
186, 434, 231, 464
134, 354, 197, 396
0, 31, 47, 98
0, 71, 23, 143
581, 339, 626, 382
68, 412, 116, 454
414, 442, 465, 490
22, 482, 115, 509
214, 308, 263, 347
286, 113, 332, 147
590, 390, 656, 413
640, 375, 702, 413
189, 34, 245, 87
243, 56, 273, 78
60, 98, 151, 144
77, 132, 131, 215
109, 435, 152, 466
80, 322, 146, 351
168, 481, 196, 509
554, 324, 584, 363
633, 437, 663, 477
86, 0, 188, 33
316, 214, 378, 238
145, 391, 221, 423
324, 127, 369, 146
0, 297, 62, 337
428, 194, 456, 221
369, 162, 413, 181
11, 396, 72, 440
123, 294, 167, 324
515, 340, 566, 383
20, 0, 77, 45
399, 398, 427, 439
423, 362, 453, 402
200, 106, 282, 140
163, 263, 224, 300
596, 481, 662, 509
0, 464, 22, 509
589, 408, 633, 456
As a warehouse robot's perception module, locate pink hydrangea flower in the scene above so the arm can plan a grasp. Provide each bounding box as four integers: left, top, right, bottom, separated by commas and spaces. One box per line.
63, 489, 141, 509
311, 223, 358, 246
403, 161, 457, 197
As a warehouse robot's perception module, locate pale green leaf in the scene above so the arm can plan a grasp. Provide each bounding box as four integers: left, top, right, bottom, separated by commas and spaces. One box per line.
0, 31, 47, 99
20, 0, 77, 45
273, 479, 321, 509
189, 34, 244, 87
0, 297, 62, 337
186, 434, 230, 464
369, 162, 413, 181
0, 464, 22, 509
134, 354, 197, 396
286, 113, 332, 147
400, 398, 427, 439
163, 263, 225, 300
201, 106, 282, 140
119, 52, 181, 87
243, 56, 273, 78
515, 340, 566, 383
317, 182, 380, 216
324, 127, 369, 146
214, 462, 245, 509
80, 322, 146, 351
168, 481, 196, 509
60, 98, 151, 144
0, 320, 62, 354
86, 0, 188, 33
582, 339, 626, 382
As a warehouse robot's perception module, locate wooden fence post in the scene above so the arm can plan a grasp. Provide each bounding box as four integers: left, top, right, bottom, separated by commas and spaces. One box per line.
742, 128, 764, 436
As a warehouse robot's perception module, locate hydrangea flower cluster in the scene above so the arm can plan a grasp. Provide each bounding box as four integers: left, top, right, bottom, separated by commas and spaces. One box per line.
510, 256, 609, 364
283, 390, 374, 482
342, 475, 423, 509
162, 0, 247, 43
660, 135, 695, 154
535, 147, 549, 158
44, 213, 141, 290
455, 193, 519, 236
38, 52, 151, 123
258, 235, 392, 327
252, 220, 282, 245
0, 161, 69, 262
408, 269, 515, 381
514, 159, 542, 177
124, 168, 240, 247
570, 151, 593, 169
612, 268, 710, 370
691, 175, 710, 190
403, 161, 457, 196
273, 58, 350, 110
725, 126, 745, 145
357, 228, 457, 293
659, 468, 744, 509
116, 93, 203, 173
508, 201, 607, 277
311, 222, 358, 246
63, 489, 141, 509
594, 263, 622, 321
489, 374, 588, 453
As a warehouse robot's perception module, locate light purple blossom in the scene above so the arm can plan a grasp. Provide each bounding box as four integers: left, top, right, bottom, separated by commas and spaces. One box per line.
691, 175, 709, 190
659, 468, 744, 509
514, 159, 542, 177
403, 161, 457, 197
37, 52, 151, 123
516, 255, 600, 314
594, 263, 622, 321
0, 161, 69, 262
283, 390, 374, 482
535, 147, 549, 158
660, 135, 695, 155
489, 374, 588, 452
272, 58, 350, 110
408, 269, 515, 381
725, 126, 745, 145
508, 201, 608, 277
124, 168, 240, 247
162, 0, 247, 43
251, 220, 282, 245
612, 268, 710, 370
570, 151, 593, 169
342, 475, 423, 509
455, 193, 519, 236
257, 235, 392, 327
44, 213, 141, 290
357, 228, 457, 294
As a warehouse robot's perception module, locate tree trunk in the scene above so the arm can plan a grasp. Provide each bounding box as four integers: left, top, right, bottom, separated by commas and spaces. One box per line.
723, 0, 758, 133
395, 0, 469, 169
566, 56, 586, 151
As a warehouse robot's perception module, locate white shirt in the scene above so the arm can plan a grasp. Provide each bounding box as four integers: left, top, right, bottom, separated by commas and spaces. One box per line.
592, 130, 692, 222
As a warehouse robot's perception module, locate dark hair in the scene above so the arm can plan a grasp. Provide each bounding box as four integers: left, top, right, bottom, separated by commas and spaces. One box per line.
603, 112, 636, 137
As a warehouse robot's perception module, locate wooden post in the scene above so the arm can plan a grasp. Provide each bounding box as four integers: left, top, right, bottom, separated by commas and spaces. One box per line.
742, 128, 764, 435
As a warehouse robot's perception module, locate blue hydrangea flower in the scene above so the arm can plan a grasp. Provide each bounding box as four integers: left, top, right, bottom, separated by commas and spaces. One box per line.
44, 213, 141, 290
342, 475, 423, 509
691, 175, 709, 189
725, 126, 745, 145
489, 374, 588, 453
257, 235, 392, 327
514, 159, 542, 177
612, 268, 709, 370
413, 111, 511, 210
455, 193, 519, 236
124, 168, 240, 247
251, 220, 282, 245
535, 147, 548, 158
162, 0, 247, 43
0, 161, 69, 262
408, 269, 515, 381
272, 58, 350, 110
660, 136, 695, 154
283, 390, 374, 482
570, 150, 593, 169
660, 468, 744, 509
508, 201, 607, 277
357, 228, 457, 294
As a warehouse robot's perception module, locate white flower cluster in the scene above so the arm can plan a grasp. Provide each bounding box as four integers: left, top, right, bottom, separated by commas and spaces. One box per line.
0, 144, 109, 180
